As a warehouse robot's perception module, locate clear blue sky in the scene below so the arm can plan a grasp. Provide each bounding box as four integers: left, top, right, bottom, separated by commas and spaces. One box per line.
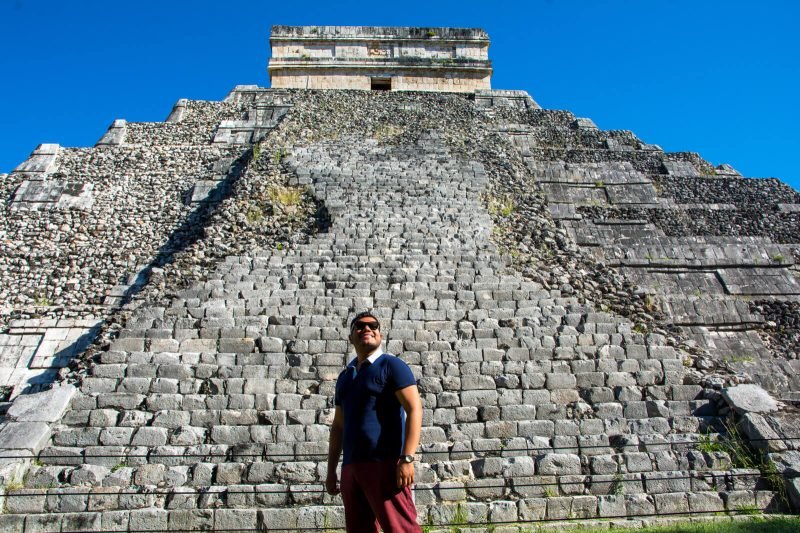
2, 0, 798, 189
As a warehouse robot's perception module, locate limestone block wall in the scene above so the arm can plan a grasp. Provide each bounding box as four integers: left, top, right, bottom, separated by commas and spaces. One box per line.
270, 69, 491, 92
269, 25, 492, 93
0, 97, 270, 399
485, 102, 800, 400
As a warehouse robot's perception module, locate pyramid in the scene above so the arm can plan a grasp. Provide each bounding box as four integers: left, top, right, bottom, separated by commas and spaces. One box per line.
1, 27, 799, 532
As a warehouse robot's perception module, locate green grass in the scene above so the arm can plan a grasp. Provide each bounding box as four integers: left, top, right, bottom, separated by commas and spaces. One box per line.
267, 185, 303, 209
488, 195, 515, 217
599, 516, 800, 533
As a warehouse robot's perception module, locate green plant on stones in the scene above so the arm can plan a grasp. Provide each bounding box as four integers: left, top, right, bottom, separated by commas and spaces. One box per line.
111, 462, 128, 473
34, 294, 51, 307
373, 124, 404, 142
735, 504, 761, 516
267, 185, 304, 214
273, 147, 288, 165
251, 143, 262, 162
595, 180, 605, 188
276, 242, 284, 251
773, 254, 785, 263
246, 204, 264, 225
3, 476, 25, 493
450, 503, 468, 531
695, 420, 760, 471
543, 487, 557, 498
488, 195, 515, 217
643, 294, 658, 313
611, 472, 625, 495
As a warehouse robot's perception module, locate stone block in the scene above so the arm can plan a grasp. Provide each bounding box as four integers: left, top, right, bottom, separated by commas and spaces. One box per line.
722, 384, 778, 414
537, 454, 581, 475
129, 508, 168, 530
168, 509, 214, 530
214, 509, 258, 531
5, 489, 46, 513
0, 515, 24, 533
61, 512, 102, 532
0, 422, 51, 453
7, 385, 77, 422
100, 510, 130, 531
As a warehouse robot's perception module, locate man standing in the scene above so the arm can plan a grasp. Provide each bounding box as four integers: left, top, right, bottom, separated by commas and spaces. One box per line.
326, 311, 423, 532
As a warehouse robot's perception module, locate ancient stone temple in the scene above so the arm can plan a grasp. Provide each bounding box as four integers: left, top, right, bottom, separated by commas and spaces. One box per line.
1, 25, 800, 532
268, 26, 492, 92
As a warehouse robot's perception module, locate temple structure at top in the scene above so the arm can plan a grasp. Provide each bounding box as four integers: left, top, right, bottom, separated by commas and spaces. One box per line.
268, 25, 492, 93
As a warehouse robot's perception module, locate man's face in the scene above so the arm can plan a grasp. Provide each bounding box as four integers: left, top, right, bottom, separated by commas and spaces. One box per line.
349, 316, 382, 353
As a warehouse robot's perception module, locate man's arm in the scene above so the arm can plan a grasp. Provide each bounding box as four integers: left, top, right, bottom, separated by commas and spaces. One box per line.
395, 384, 422, 488
326, 405, 344, 495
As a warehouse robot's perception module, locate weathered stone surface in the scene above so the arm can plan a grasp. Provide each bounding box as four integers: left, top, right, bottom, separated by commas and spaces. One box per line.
7, 385, 77, 422
722, 385, 778, 414
0, 422, 51, 452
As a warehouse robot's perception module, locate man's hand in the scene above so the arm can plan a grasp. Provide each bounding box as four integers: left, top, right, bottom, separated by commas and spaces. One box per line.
326, 472, 340, 495
396, 461, 415, 488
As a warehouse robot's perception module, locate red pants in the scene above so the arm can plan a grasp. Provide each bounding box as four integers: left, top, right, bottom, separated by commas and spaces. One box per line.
340, 460, 421, 532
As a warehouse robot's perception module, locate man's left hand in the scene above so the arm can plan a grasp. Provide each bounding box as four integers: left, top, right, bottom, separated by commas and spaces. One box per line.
397, 461, 415, 488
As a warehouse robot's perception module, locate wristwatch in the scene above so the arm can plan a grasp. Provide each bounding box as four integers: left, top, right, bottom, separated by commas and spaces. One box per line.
400, 455, 415, 464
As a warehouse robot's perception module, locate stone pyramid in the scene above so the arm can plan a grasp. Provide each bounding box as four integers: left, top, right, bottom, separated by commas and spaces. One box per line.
1, 81, 800, 531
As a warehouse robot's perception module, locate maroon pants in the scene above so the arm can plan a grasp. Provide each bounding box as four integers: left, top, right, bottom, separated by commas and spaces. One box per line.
340, 460, 421, 532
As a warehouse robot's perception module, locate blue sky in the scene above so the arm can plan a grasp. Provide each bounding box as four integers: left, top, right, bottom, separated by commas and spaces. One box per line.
1, 0, 798, 189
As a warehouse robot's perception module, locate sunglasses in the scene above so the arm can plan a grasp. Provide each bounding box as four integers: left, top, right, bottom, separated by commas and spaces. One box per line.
353, 321, 380, 332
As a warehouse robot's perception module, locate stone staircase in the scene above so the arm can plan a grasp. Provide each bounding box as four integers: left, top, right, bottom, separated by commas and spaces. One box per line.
496, 109, 800, 400
0, 126, 782, 530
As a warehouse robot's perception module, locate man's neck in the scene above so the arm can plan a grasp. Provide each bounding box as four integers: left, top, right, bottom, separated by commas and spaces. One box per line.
356, 345, 382, 366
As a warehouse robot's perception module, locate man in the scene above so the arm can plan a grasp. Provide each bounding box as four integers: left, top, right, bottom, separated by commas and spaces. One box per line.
326, 311, 423, 532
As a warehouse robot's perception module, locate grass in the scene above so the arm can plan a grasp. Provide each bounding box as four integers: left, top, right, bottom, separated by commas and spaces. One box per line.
272, 147, 288, 165
373, 124, 404, 141
488, 195, 515, 217
34, 295, 51, 306
251, 143, 262, 162
423, 516, 800, 533
604, 516, 800, 532
695, 421, 789, 507
3, 478, 24, 492
450, 503, 469, 533
643, 294, 658, 313
246, 204, 264, 225
695, 421, 756, 469
267, 185, 303, 209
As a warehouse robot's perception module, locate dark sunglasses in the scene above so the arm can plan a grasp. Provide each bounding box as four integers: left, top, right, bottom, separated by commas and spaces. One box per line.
353, 321, 380, 332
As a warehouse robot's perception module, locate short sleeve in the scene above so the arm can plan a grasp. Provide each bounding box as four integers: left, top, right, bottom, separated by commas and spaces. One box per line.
334, 369, 346, 406
386, 356, 416, 391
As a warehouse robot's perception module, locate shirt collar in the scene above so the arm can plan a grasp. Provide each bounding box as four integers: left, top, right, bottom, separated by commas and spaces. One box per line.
348, 346, 384, 368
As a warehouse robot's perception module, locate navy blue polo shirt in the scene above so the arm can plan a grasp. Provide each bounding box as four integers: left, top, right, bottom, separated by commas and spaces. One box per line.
335, 353, 417, 466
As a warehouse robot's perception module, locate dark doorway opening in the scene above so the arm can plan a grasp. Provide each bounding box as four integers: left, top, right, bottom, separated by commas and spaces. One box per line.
371, 77, 392, 91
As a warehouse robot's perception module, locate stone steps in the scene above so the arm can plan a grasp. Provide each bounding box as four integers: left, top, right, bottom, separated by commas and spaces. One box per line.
0, 485, 779, 531
15, 126, 781, 527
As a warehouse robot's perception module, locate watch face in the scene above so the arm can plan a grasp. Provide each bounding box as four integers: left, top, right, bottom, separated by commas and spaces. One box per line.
403, 455, 414, 463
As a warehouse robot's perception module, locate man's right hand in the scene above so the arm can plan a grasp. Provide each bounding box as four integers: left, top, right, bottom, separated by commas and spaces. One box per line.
326, 472, 340, 495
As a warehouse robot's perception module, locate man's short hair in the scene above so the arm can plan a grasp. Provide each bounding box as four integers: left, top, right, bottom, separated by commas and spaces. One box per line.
350, 311, 381, 332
